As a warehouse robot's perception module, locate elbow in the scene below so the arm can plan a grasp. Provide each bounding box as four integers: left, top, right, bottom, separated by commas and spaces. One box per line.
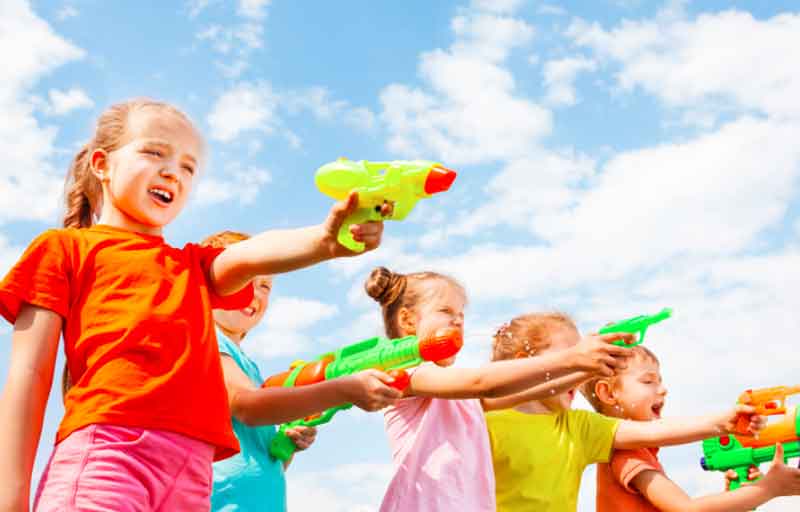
472, 374, 506, 399
230, 394, 260, 427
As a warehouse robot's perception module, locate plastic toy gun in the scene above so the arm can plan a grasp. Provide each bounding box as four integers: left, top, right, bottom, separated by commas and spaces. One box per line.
597, 307, 672, 347
262, 327, 463, 461
701, 392, 800, 491
315, 158, 457, 252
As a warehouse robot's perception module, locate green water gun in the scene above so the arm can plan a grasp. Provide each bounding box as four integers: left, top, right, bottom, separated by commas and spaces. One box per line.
701, 405, 800, 491
315, 158, 457, 252
262, 327, 463, 461
598, 307, 672, 347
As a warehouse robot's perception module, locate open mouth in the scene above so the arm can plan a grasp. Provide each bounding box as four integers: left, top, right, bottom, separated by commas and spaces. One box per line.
651, 402, 664, 418
241, 306, 257, 317
148, 187, 174, 205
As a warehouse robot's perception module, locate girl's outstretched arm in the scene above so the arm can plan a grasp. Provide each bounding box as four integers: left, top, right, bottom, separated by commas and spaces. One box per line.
613, 404, 764, 449
408, 333, 634, 400
0, 305, 62, 512
211, 193, 387, 295
481, 372, 592, 411
630, 444, 800, 512
221, 356, 401, 426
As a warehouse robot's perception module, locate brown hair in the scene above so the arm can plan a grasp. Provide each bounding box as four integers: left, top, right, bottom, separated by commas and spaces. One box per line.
491, 312, 577, 361
200, 230, 251, 249
581, 345, 660, 413
364, 266, 465, 339
61, 99, 199, 400
62, 98, 198, 229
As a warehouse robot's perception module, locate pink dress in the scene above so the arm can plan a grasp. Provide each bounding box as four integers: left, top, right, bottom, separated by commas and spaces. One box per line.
381, 395, 496, 512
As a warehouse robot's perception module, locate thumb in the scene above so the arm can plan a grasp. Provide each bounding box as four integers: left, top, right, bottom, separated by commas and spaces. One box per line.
772, 443, 785, 466
327, 192, 359, 228
367, 369, 396, 385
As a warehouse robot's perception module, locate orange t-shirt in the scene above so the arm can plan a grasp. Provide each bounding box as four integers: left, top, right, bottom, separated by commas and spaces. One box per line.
0, 225, 253, 461
596, 447, 664, 512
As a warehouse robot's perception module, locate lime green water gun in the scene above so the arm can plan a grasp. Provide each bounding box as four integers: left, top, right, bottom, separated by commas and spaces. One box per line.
701, 403, 800, 491
315, 158, 457, 252
262, 327, 463, 461
598, 307, 673, 347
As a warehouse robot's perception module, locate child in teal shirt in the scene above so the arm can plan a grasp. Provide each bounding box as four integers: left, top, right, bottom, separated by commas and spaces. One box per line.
204, 231, 403, 511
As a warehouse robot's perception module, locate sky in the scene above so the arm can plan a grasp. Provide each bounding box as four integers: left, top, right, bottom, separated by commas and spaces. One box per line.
2, 0, 800, 510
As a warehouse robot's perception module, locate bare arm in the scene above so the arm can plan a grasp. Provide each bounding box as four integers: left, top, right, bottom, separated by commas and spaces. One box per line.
481, 372, 592, 411
631, 445, 800, 511
614, 405, 761, 450
0, 305, 62, 511
409, 336, 628, 400
210, 193, 386, 295
221, 356, 400, 426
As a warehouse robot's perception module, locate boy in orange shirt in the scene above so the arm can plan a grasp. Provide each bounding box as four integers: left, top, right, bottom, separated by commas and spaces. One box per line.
583, 345, 800, 511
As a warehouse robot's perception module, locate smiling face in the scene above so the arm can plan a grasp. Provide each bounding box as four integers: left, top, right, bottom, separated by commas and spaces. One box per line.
610, 357, 667, 421
213, 275, 273, 340
94, 106, 203, 235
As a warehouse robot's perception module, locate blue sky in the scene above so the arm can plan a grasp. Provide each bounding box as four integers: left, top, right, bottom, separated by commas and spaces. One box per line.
2, 0, 800, 510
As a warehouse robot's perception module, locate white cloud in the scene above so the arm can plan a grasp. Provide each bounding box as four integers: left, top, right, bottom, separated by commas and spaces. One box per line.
286, 87, 376, 132
0, 0, 85, 224
47, 87, 93, 115
471, 0, 524, 14
56, 5, 78, 20
238, 0, 270, 20
194, 163, 271, 206
287, 463, 393, 512
568, 9, 800, 119
538, 4, 567, 16
208, 82, 376, 144
542, 56, 597, 106
380, 8, 551, 165
245, 296, 339, 360
207, 82, 279, 142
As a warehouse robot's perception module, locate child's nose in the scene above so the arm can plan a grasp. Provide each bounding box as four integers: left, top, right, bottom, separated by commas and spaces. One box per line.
159, 166, 178, 182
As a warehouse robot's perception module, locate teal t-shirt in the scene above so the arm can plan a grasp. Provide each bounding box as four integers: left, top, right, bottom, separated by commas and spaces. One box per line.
211, 331, 287, 512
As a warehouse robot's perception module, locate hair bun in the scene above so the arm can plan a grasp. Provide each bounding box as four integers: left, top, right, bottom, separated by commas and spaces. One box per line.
365, 266, 406, 306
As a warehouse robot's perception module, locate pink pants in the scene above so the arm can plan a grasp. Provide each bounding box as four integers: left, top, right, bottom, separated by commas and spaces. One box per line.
34, 424, 215, 512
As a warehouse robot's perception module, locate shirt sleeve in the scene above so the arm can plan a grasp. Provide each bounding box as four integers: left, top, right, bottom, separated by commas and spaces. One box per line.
571, 409, 620, 465
192, 244, 255, 310
610, 448, 663, 493
0, 230, 72, 324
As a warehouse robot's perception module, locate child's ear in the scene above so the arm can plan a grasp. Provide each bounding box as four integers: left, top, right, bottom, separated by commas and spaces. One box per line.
90, 149, 109, 182
594, 379, 618, 406
397, 307, 417, 336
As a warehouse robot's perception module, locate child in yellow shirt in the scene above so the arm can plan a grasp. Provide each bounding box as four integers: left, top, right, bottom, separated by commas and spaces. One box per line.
485, 312, 767, 512
584, 345, 800, 511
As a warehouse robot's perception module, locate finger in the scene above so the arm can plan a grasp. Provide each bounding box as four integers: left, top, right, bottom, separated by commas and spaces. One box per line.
725, 469, 739, 481
328, 192, 360, 227
379, 201, 395, 217
735, 404, 757, 415
772, 443, 784, 465
598, 332, 636, 345
602, 344, 635, 358
369, 369, 396, 385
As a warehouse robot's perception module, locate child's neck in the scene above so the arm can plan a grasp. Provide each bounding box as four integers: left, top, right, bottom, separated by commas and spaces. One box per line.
217, 323, 245, 344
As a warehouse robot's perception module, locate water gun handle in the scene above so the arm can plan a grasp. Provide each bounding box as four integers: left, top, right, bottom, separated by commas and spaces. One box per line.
269, 403, 353, 461
337, 207, 377, 253
388, 369, 411, 391
727, 465, 751, 491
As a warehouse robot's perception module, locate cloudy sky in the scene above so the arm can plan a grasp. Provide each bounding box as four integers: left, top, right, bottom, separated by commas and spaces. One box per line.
2, 0, 800, 510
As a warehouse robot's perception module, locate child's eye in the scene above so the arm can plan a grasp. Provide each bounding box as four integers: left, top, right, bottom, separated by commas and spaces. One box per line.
182, 165, 195, 175
144, 149, 163, 157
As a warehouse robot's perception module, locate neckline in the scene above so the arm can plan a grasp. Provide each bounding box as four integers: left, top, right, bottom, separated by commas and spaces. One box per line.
89, 224, 165, 243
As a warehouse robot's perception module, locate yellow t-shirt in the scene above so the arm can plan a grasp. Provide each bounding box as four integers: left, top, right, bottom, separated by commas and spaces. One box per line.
486, 408, 620, 512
